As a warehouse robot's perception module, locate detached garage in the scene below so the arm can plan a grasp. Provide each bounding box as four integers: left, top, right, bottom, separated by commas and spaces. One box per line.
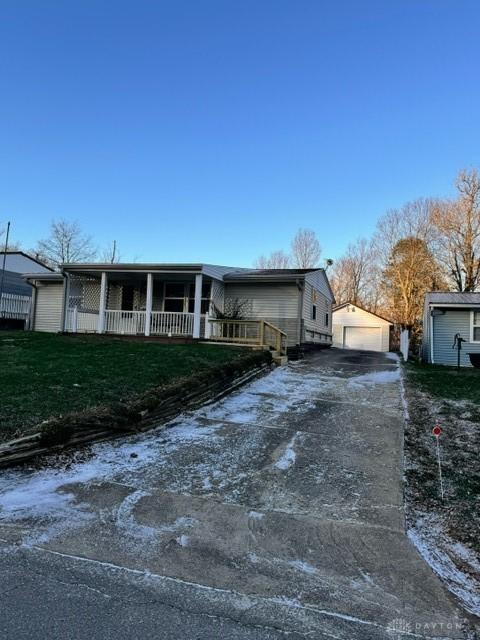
332, 303, 392, 352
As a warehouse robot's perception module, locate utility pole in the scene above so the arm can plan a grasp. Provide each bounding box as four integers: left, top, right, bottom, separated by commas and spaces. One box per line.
0, 221, 10, 318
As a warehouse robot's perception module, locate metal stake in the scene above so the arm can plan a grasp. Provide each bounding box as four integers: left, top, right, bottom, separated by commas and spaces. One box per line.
435, 435, 444, 500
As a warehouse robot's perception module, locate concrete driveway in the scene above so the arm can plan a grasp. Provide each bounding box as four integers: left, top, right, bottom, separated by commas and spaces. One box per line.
0, 349, 474, 639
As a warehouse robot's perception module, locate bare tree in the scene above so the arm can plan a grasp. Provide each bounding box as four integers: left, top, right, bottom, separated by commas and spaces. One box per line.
291, 228, 321, 268
0, 224, 21, 252
213, 298, 251, 319
430, 169, 480, 291
330, 238, 377, 308
36, 219, 97, 268
254, 250, 291, 269
101, 240, 121, 263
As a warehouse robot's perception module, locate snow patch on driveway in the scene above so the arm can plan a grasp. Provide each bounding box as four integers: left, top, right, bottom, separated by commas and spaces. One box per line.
116, 490, 157, 543
275, 432, 300, 470
408, 516, 480, 616
348, 369, 400, 387
0, 420, 219, 544
0, 363, 317, 543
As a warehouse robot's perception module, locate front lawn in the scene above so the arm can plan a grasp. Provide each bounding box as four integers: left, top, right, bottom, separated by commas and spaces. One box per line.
0, 331, 248, 443
405, 361, 480, 404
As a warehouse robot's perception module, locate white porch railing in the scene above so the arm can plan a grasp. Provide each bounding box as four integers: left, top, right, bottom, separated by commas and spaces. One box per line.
150, 311, 194, 336
65, 308, 99, 332
104, 310, 146, 335
0, 293, 31, 320
65, 308, 196, 337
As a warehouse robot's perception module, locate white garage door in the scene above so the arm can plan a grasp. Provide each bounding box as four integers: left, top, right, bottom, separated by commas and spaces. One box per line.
344, 326, 382, 352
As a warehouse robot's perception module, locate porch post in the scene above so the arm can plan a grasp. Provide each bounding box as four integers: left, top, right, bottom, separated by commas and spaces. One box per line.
145, 272, 153, 336
97, 271, 107, 333
192, 273, 202, 339
62, 273, 71, 332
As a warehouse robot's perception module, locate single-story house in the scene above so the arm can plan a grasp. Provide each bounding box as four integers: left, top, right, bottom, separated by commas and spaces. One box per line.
332, 302, 392, 352
0, 251, 51, 297
0, 251, 52, 327
24, 262, 335, 354
422, 292, 480, 366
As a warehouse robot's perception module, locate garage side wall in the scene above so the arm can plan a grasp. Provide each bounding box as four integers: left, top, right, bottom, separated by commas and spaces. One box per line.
33, 282, 64, 332
332, 306, 391, 352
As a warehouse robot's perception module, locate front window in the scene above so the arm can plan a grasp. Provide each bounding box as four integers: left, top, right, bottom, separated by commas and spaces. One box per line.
187, 281, 211, 314
163, 282, 186, 312
472, 311, 480, 342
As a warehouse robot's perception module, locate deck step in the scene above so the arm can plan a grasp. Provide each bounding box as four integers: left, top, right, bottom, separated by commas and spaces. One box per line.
273, 355, 288, 366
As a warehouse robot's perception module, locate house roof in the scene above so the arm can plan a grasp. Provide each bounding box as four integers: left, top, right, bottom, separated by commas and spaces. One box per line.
0, 251, 53, 273
333, 302, 393, 324
223, 267, 322, 282
60, 262, 247, 278
60, 263, 322, 283
425, 292, 480, 306
23, 272, 64, 282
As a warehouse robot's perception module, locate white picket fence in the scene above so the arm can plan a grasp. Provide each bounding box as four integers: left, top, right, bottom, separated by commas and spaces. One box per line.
0, 293, 31, 321
400, 328, 409, 361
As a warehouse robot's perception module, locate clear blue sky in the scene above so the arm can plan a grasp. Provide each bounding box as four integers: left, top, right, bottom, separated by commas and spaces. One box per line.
1, 1, 479, 265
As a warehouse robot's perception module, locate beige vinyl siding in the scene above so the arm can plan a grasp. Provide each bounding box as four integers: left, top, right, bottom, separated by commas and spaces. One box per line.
34, 283, 64, 332
302, 270, 334, 345
332, 306, 390, 352
224, 283, 299, 346
431, 309, 480, 366
304, 270, 335, 302
302, 282, 332, 342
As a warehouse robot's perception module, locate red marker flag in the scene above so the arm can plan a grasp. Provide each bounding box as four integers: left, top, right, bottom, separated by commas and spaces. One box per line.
432, 425, 441, 437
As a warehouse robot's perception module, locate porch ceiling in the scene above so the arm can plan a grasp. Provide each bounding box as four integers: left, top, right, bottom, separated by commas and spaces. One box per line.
62, 263, 203, 276
66, 270, 210, 283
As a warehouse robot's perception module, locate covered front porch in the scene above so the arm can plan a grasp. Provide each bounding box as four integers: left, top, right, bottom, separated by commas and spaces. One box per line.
63, 267, 218, 339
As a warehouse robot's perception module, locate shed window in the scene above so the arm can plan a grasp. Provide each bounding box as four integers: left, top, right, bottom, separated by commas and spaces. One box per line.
312, 304, 317, 321
472, 311, 480, 342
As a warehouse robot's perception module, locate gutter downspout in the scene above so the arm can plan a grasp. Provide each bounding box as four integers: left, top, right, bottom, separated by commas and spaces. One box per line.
61, 271, 69, 333
29, 282, 37, 331
296, 279, 304, 346
429, 307, 435, 364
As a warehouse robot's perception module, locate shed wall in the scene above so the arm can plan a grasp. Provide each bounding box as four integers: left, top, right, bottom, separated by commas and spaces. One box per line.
431, 309, 480, 366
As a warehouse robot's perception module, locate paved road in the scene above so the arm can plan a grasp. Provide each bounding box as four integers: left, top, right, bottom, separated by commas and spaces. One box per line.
0, 349, 475, 639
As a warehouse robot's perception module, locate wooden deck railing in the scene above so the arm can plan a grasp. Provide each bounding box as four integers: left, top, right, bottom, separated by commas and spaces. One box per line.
207, 318, 287, 355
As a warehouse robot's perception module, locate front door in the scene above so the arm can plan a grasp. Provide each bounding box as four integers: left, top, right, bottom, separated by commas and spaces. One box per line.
121, 285, 135, 311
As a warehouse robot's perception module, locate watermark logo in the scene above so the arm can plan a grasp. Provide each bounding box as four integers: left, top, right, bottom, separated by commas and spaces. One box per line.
387, 618, 412, 637
387, 616, 468, 638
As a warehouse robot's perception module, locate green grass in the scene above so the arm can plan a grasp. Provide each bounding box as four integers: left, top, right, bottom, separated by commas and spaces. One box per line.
0, 331, 248, 442
405, 361, 480, 404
